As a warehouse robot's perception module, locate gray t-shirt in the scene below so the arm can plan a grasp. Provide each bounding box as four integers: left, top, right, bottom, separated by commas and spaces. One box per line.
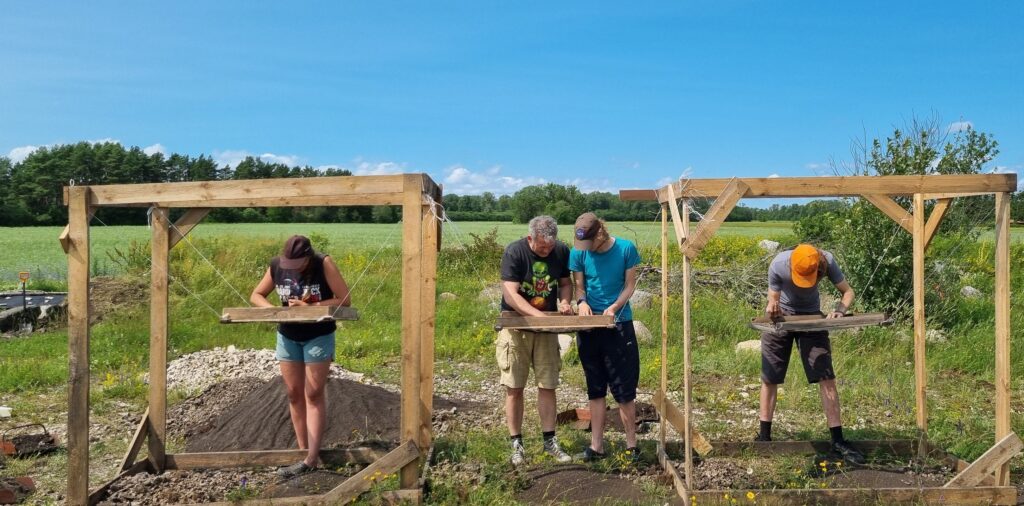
768, 248, 845, 314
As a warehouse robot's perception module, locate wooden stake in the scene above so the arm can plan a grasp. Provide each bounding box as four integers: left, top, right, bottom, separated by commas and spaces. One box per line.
912, 194, 927, 438
660, 203, 668, 447
66, 187, 91, 506
945, 432, 1022, 488
148, 206, 170, 472
994, 191, 1012, 486
399, 176, 424, 489
419, 201, 438, 451
681, 199, 693, 488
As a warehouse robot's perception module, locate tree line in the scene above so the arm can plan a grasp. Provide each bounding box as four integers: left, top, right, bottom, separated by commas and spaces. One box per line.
1, 140, 1019, 227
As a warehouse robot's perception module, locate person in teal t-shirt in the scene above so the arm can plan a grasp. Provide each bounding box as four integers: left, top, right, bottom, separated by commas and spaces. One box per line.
569, 212, 642, 463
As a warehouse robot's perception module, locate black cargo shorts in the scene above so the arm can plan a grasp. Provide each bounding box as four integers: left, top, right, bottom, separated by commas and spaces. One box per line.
760, 319, 835, 384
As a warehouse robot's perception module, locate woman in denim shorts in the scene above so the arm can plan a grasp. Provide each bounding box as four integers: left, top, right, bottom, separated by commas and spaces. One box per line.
250, 235, 351, 478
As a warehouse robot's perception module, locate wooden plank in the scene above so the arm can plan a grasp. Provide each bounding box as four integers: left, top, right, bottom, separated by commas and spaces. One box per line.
164, 447, 388, 469
923, 439, 996, 487
924, 198, 952, 250
863, 194, 914, 234
994, 191, 1012, 486
682, 179, 749, 260
400, 175, 424, 489
58, 209, 96, 254
419, 202, 438, 451
618, 174, 1017, 200
657, 443, 688, 501
687, 486, 1016, 505
322, 440, 420, 504
662, 184, 686, 247
945, 433, 1023, 488
679, 199, 694, 488
148, 206, 169, 472
117, 408, 149, 472
379, 489, 423, 504
922, 192, 991, 199
87, 460, 151, 506
913, 194, 927, 436
748, 313, 891, 332
66, 175, 408, 207
66, 187, 91, 506
220, 306, 360, 323
168, 208, 211, 249
495, 312, 615, 331
659, 203, 669, 447
671, 439, 916, 457
652, 390, 713, 456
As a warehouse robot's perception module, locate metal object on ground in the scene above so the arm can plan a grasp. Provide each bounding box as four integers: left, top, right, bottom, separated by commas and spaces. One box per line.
748, 312, 891, 333
1, 424, 60, 458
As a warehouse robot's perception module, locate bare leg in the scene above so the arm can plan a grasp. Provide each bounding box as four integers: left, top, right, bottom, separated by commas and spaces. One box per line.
537, 388, 556, 432
759, 382, 778, 422
505, 387, 525, 436
303, 361, 331, 467
280, 361, 308, 449
818, 379, 842, 428
589, 397, 606, 452
618, 400, 637, 448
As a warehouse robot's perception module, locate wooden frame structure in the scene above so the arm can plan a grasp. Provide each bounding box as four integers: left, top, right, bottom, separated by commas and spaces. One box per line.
61, 174, 443, 506
621, 174, 1017, 505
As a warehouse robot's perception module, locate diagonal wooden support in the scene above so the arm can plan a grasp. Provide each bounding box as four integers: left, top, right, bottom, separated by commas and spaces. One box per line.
944, 432, 1022, 488
663, 183, 687, 248
58, 208, 96, 254
322, 440, 420, 504
682, 179, 749, 259
168, 208, 211, 249
862, 194, 913, 234
653, 389, 713, 456
117, 408, 149, 473
923, 198, 952, 250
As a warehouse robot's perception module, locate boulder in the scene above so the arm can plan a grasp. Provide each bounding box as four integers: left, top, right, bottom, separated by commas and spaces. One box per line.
960, 286, 982, 299
632, 320, 653, 342
557, 334, 574, 357
735, 340, 761, 353
630, 290, 654, 310
440, 292, 458, 301
759, 239, 780, 254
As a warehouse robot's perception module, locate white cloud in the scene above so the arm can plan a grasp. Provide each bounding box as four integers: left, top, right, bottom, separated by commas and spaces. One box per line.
212, 149, 304, 168
767, 173, 781, 178
805, 163, 827, 171
353, 161, 406, 175
259, 152, 301, 167
442, 165, 546, 195
143, 143, 166, 156
87, 137, 120, 145
992, 165, 1023, 190
947, 121, 973, 134
8, 145, 39, 163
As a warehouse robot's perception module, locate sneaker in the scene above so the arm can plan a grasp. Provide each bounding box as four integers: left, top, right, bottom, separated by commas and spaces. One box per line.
578, 446, 606, 462
624, 446, 641, 464
276, 461, 314, 479
831, 440, 866, 465
510, 439, 526, 467
543, 436, 572, 464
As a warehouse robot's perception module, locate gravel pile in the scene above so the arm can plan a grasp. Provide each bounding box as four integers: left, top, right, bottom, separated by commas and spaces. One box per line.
156, 346, 371, 393
99, 469, 275, 505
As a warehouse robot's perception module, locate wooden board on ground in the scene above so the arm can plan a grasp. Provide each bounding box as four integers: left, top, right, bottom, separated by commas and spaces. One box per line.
495, 311, 615, 332
220, 306, 359, 323
945, 432, 1023, 488
748, 312, 890, 332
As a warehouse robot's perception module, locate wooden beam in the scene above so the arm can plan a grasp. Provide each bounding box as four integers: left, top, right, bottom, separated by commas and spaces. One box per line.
659, 203, 668, 448
87, 460, 151, 506
748, 312, 891, 332
912, 194, 927, 438
148, 206, 170, 472
682, 179, 749, 260
994, 191, 1012, 486
619, 174, 1017, 200
924, 198, 952, 250
400, 175, 424, 489
662, 184, 686, 248
495, 312, 615, 331
652, 389, 713, 456
679, 197, 694, 489
164, 447, 388, 469
322, 441, 420, 504
168, 208, 211, 249
685, 487, 1016, 505
117, 408, 149, 472
657, 443, 688, 501
220, 306, 360, 323
419, 201, 438, 451
945, 432, 1022, 488
863, 194, 914, 234
669, 439, 916, 457
58, 208, 96, 254
66, 187, 91, 506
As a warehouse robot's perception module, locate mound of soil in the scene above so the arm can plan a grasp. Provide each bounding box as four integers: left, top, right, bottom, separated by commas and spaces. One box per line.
517, 466, 645, 505
90, 277, 147, 324
167, 377, 266, 441
185, 377, 465, 452
829, 467, 948, 488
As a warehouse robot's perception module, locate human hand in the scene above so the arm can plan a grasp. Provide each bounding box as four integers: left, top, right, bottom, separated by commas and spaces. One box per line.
288, 297, 308, 306
578, 301, 593, 316
602, 304, 619, 317
766, 300, 781, 319
557, 300, 572, 315
826, 311, 844, 319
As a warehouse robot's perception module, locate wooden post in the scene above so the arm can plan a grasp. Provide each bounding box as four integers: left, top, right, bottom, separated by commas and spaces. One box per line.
681, 199, 693, 489
148, 207, 170, 471
400, 176, 424, 489
419, 200, 439, 452
912, 194, 927, 437
994, 191, 1012, 486
659, 203, 669, 446
66, 187, 91, 506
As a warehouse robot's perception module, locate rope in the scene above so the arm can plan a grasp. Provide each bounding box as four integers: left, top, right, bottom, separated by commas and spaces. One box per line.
329, 217, 402, 318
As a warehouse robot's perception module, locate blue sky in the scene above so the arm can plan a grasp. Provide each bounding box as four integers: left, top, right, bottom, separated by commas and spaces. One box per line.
2, 2, 1022, 200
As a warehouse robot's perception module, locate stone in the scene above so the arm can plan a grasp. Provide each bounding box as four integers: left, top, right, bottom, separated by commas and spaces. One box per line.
960, 286, 982, 299
440, 292, 458, 301
630, 290, 653, 310
735, 340, 761, 353
759, 239, 780, 253
477, 284, 502, 302
557, 334, 573, 357
926, 328, 947, 344
633, 320, 653, 342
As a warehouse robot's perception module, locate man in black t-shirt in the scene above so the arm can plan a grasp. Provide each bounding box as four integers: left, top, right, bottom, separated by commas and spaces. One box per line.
498, 215, 573, 466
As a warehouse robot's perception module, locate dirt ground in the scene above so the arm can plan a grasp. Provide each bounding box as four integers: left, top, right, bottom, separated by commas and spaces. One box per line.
516, 465, 647, 505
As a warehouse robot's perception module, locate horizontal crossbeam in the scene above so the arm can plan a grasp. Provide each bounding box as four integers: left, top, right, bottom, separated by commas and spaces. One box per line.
220, 306, 360, 323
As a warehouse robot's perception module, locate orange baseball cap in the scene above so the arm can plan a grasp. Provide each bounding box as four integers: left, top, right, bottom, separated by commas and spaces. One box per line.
791, 244, 820, 288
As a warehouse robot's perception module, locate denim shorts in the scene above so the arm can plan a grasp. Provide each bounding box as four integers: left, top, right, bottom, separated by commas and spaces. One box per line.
275, 332, 335, 363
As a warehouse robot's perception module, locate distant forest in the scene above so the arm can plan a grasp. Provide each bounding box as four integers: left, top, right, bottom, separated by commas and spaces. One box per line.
3, 142, 1016, 227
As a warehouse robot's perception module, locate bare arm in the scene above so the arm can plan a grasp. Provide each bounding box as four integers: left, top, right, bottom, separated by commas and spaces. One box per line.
827, 280, 855, 319
603, 266, 637, 317
557, 276, 572, 315
501, 281, 547, 317
573, 271, 591, 316
250, 268, 276, 308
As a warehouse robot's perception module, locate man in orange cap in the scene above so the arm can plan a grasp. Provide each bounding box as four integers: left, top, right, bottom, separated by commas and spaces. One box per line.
757, 243, 863, 464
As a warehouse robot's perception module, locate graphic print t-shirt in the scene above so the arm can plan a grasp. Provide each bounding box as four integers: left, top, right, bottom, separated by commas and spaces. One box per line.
499, 238, 570, 313
271, 253, 336, 341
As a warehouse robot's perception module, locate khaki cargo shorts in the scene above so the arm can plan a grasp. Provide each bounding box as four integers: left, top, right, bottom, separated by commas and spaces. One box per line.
496, 328, 561, 389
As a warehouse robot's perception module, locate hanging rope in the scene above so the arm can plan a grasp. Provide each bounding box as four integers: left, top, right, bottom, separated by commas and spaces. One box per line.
329, 217, 402, 318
